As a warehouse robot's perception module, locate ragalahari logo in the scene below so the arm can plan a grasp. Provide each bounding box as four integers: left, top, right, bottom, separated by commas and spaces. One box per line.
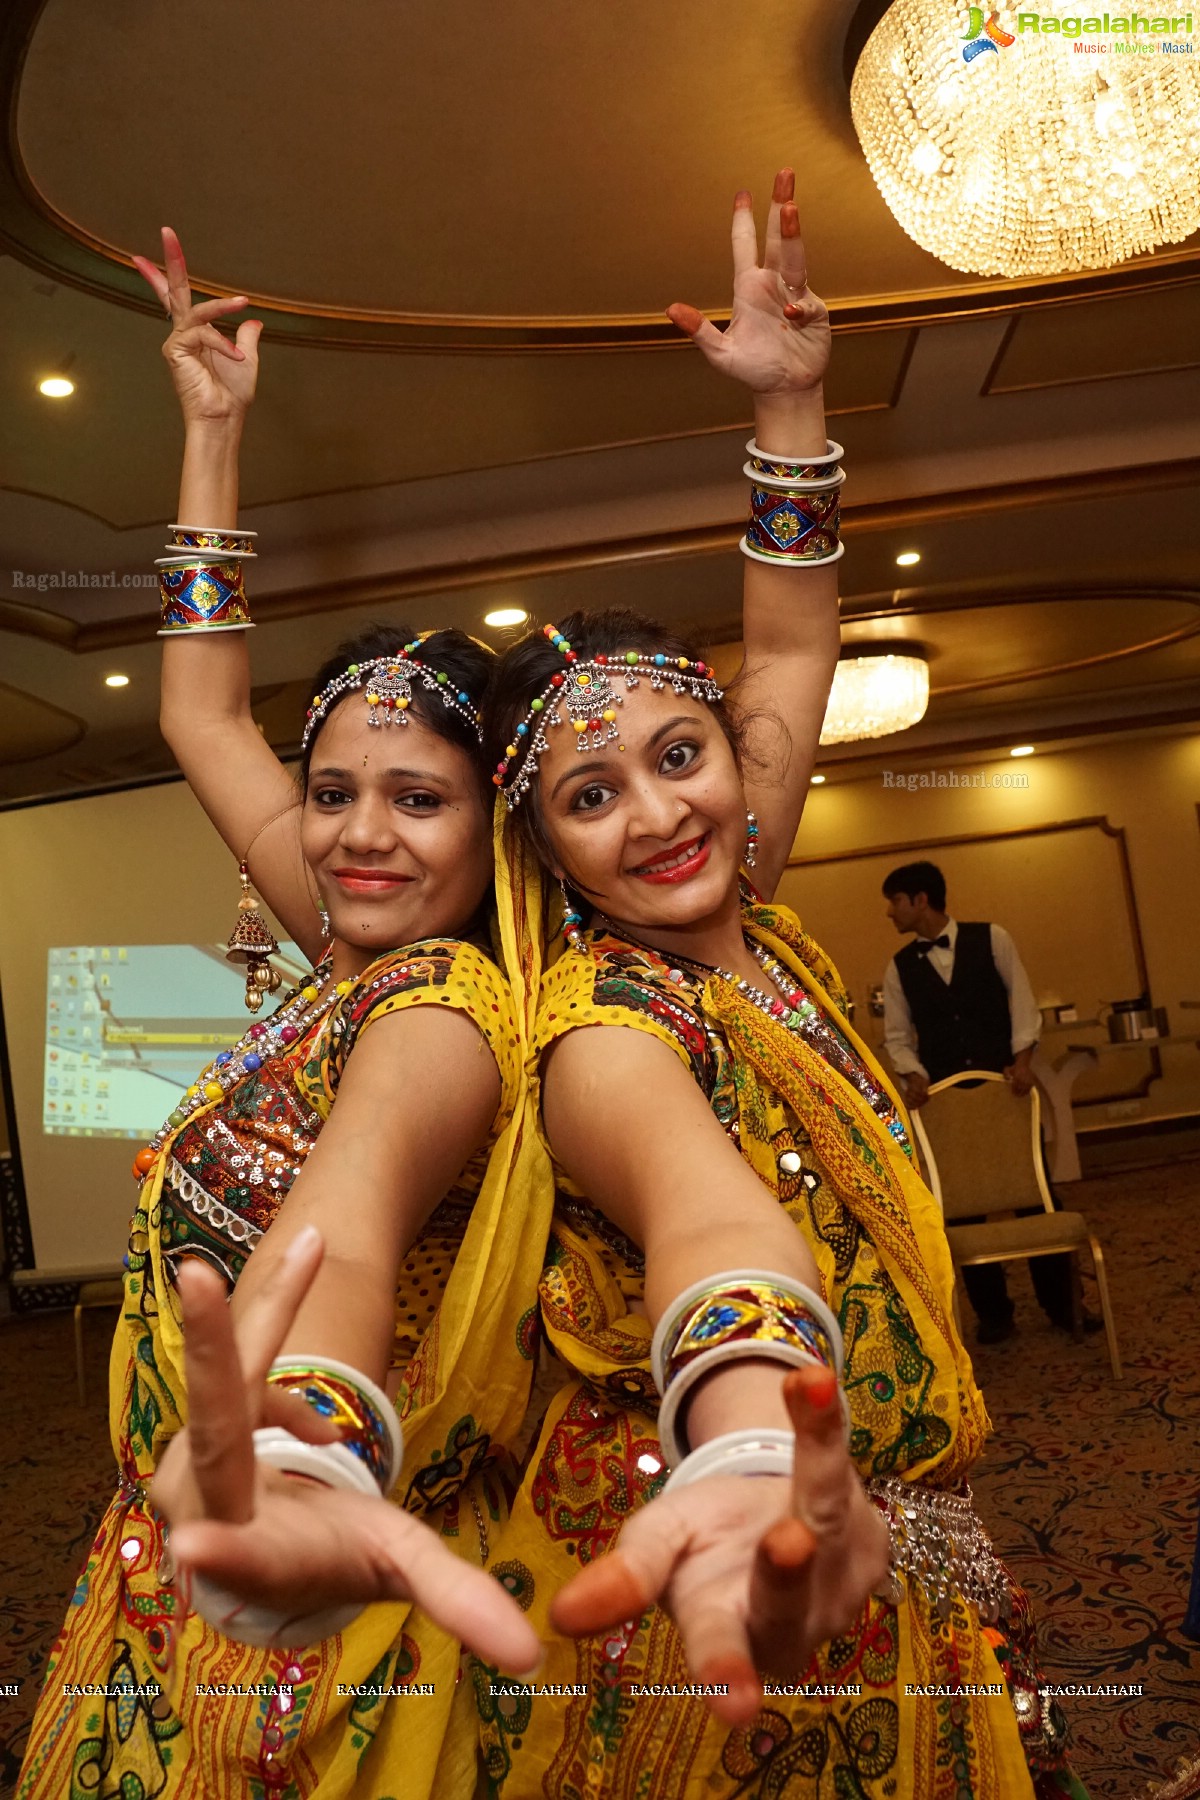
962, 7, 1017, 56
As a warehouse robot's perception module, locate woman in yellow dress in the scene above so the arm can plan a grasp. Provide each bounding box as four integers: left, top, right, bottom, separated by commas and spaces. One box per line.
477, 173, 1088, 1800
18, 234, 551, 1800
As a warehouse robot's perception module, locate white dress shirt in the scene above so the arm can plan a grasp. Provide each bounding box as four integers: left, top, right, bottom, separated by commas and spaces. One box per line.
882, 918, 1041, 1080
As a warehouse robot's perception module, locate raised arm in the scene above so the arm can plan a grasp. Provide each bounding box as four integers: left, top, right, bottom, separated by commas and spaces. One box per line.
134, 230, 321, 958
668, 171, 841, 899
542, 1028, 888, 1721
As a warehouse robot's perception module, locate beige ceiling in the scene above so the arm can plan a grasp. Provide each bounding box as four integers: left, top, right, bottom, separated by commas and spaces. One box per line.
2, 0, 1199, 802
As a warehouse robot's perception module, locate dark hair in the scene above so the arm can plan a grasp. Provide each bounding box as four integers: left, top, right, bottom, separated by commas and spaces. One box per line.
882, 860, 947, 911
486, 608, 749, 875
299, 622, 493, 794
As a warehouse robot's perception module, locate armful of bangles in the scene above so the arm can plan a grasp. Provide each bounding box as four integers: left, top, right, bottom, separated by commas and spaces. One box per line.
541, 1028, 891, 1727
150, 1228, 540, 1675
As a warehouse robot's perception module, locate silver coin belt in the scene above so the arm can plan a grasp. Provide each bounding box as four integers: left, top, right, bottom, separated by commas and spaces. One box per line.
866, 1476, 1012, 1625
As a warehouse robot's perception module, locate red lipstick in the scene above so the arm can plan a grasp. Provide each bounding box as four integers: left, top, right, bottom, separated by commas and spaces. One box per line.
628, 833, 712, 885
331, 867, 414, 894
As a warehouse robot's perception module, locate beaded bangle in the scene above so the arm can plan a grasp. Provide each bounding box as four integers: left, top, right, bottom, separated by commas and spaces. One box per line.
169, 524, 258, 554
182, 1355, 400, 1649
740, 484, 844, 569
262, 1356, 402, 1497
651, 1270, 846, 1469
661, 1427, 795, 1493
157, 560, 253, 635
744, 437, 844, 484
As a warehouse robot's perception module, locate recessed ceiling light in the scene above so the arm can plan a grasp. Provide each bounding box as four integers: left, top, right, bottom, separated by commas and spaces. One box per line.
483, 607, 528, 628
39, 376, 75, 398
104, 673, 130, 688
1010, 744, 1035, 757
810, 773, 826, 785
895, 550, 921, 567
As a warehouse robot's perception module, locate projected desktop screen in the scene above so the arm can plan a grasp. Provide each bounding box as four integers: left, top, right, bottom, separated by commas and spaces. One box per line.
0, 782, 310, 1269
43, 943, 305, 1140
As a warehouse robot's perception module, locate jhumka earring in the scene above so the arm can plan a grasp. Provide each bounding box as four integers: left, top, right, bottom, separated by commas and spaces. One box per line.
745, 810, 760, 869
226, 862, 283, 1013
318, 899, 331, 941
559, 879, 587, 954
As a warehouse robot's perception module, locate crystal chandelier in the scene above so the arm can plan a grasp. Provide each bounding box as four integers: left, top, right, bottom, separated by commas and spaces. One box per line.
849, 0, 1200, 276
820, 651, 930, 745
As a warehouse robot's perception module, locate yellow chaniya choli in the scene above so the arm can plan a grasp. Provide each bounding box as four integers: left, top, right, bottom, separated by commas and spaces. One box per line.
19, 823, 556, 1800
471, 871, 1088, 1800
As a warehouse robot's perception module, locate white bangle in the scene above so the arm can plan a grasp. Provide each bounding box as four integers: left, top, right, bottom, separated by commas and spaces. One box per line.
661, 1428, 795, 1493
187, 1572, 362, 1648
745, 436, 844, 470
251, 1426, 382, 1497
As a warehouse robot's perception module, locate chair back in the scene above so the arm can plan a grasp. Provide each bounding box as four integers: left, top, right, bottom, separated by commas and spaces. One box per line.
911, 1071, 1052, 1223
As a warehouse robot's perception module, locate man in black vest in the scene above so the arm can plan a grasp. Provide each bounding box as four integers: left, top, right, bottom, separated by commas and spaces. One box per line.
880, 859, 1077, 1345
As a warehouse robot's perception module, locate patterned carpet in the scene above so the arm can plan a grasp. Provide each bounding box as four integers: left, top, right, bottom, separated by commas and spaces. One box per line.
1, 1161, 1197, 1797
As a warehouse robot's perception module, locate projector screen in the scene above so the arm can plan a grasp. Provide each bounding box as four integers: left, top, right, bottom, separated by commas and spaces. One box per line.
43, 941, 305, 1139
0, 780, 303, 1273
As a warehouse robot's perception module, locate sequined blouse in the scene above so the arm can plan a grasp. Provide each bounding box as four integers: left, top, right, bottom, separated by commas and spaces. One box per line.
152, 937, 520, 1371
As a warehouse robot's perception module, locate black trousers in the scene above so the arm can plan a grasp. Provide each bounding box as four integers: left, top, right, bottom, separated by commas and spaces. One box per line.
961, 1245, 1074, 1328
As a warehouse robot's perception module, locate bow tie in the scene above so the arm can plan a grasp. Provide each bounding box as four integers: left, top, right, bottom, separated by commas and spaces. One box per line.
915, 935, 951, 956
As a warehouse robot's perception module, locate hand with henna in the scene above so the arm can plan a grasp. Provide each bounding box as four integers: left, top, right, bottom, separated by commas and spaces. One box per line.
550, 1365, 890, 1727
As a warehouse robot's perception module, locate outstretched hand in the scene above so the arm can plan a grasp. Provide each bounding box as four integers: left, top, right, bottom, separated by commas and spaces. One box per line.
132, 227, 261, 426
152, 1230, 541, 1673
667, 169, 830, 397
550, 1366, 889, 1726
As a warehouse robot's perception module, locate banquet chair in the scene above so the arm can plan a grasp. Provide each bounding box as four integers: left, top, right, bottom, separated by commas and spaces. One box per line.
909, 1071, 1121, 1379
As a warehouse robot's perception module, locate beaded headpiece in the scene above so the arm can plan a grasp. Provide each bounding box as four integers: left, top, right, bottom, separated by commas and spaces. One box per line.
302, 638, 481, 749
495, 623, 724, 808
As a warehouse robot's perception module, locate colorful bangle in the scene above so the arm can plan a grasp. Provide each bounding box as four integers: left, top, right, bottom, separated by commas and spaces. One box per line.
661, 1427, 795, 1493
740, 484, 844, 569
744, 437, 844, 484
651, 1271, 845, 1469
168, 524, 258, 554
262, 1356, 402, 1497
157, 560, 253, 635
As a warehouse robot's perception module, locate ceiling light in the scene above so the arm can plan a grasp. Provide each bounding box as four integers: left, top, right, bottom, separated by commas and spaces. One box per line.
39, 376, 75, 398
895, 551, 921, 568
810, 773, 827, 785
849, 0, 1200, 276
104, 673, 130, 688
820, 652, 929, 746
1010, 744, 1035, 757
483, 607, 528, 628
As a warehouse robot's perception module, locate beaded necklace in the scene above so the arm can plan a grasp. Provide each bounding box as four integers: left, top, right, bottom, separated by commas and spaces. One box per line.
132, 955, 350, 1185
717, 941, 909, 1149
593, 918, 908, 1150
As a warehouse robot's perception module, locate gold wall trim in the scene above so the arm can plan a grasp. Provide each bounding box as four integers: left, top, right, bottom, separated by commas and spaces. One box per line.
5, 0, 1200, 353
814, 706, 1200, 777
789, 815, 1158, 1105
980, 309, 1200, 398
